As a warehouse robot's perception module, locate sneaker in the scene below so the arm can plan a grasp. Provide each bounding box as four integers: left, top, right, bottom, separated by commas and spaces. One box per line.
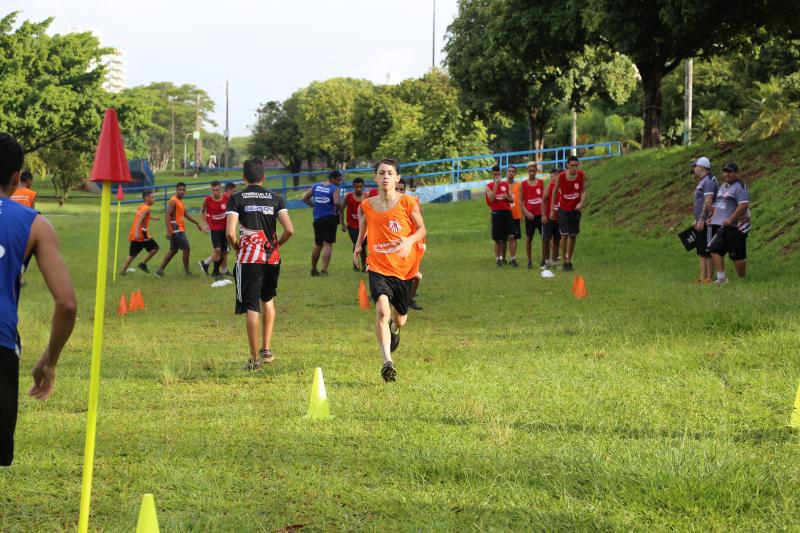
362, 266, 368, 272
184, 271, 195, 277
389, 318, 400, 352
563, 263, 573, 272
408, 299, 423, 311
509, 259, 519, 268
353, 264, 360, 272
692, 277, 703, 284
527, 261, 533, 269
153, 270, 164, 278
381, 361, 397, 382
119, 270, 127, 277
198, 261, 210, 275
212, 273, 222, 280
243, 359, 263, 371
502, 259, 508, 265
259, 349, 275, 364
225, 271, 234, 278
310, 269, 320, 277
713, 277, 729, 285
320, 270, 329, 277
496, 259, 503, 268
137, 262, 149, 273
539, 260, 546, 270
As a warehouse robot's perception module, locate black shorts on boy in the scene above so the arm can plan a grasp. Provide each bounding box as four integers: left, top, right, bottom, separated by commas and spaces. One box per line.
490, 210, 514, 242
129, 239, 159, 256
235, 263, 280, 314
369, 272, 413, 316
525, 216, 542, 238
0, 347, 19, 466
313, 215, 338, 245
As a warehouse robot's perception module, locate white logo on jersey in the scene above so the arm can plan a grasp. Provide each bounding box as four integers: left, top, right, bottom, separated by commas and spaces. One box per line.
574, 183, 579, 190
0, 245, 4, 259
388, 219, 401, 233
315, 196, 331, 204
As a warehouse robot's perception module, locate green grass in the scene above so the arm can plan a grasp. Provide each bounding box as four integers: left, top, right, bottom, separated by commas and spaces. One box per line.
1, 180, 799, 530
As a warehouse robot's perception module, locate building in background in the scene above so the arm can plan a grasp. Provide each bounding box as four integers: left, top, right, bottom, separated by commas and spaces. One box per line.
68, 26, 126, 93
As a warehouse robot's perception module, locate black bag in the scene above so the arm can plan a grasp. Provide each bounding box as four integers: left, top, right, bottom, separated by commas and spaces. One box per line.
678, 226, 696, 251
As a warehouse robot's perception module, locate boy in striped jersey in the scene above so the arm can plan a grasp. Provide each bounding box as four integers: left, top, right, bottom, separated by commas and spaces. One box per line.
226, 159, 294, 369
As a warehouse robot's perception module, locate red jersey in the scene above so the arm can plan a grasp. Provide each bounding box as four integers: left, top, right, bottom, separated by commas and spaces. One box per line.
486, 181, 511, 211
368, 188, 379, 197
521, 179, 545, 216
203, 193, 229, 231
557, 170, 585, 211
344, 192, 364, 229
546, 180, 561, 221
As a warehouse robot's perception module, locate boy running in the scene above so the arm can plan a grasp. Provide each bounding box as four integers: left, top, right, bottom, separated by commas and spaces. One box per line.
119, 191, 160, 275
154, 182, 204, 277
199, 180, 231, 279
226, 159, 294, 369
354, 159, 426, 382
520, 162, 546, 268
343, 177, 367, 272
10, 171, 36, 209
549, 156, 585, 271
303, 170, 342, 276
0, 133, 77, 466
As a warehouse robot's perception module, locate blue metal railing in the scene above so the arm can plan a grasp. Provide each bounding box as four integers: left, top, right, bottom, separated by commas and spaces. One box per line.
118, 141, 621, 208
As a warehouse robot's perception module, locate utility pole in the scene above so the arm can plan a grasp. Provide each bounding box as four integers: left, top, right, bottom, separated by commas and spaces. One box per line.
683, 58, 693, 145
194, 94, 201, 175
170, 97, 175, 171
570, 108, 577, 156
431, 0, 436, 70
224, 81, 230, 170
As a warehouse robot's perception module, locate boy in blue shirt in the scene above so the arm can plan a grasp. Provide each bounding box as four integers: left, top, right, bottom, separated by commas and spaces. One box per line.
302, 170, 343, 276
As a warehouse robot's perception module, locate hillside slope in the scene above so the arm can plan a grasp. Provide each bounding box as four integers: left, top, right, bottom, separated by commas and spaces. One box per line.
585, 132, 800, 256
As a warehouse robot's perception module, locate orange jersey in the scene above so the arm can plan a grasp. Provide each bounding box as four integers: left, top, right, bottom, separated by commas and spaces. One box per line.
362, 194, 421, 280
510, 181, 522, 220
169, 195, 186, 232
128, 203, 152, 242
10, 188, 36, 207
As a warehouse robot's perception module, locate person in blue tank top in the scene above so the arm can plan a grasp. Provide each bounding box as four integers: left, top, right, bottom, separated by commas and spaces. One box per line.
0, 134, 77, 466
302, 170, 343, 276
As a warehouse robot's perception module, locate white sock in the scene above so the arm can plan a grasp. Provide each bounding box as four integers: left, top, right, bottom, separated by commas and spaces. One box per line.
717, 271, 726, 281
497, 256, 503, 261
510, 256, 516, 261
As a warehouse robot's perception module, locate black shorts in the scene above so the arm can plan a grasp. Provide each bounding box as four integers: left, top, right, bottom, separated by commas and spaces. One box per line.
129, 239, 159, 257
558, 209, 581, 236
0, 347, 19, 466
694, 224, 719, 257
525, 216, 542, 238
490, 210, 514, 242
169, 232, 190, 251
369, 272, 413, 316
235, 262, 280, 314
210, 230, 229, 253
313, 215, 338, 245
709, 226, 747, 260
512, 218, 522, 240
542, 219, 561, 241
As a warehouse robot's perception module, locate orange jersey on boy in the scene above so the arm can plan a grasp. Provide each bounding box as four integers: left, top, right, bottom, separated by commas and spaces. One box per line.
362, 194, 421, 280
169, 195, 186, 232
128, 203, 152, 241
10, 188, 36, 208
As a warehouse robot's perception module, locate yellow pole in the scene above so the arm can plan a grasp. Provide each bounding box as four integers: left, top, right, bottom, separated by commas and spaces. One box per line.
78, 180, 112, 533
112, 199, 122, 282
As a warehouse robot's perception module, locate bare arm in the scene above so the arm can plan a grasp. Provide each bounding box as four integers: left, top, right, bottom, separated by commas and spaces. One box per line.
165, 200, 176, 236
302, 187, 314, 208
576, 185, 587, 211
520, 186, 532, 220
226, 212, 239, 252
724, 202, 749, 226
25, 215, 77, 400
200, 202, 208, 231
354, 206, 367, 256
183, 211, 203, 230
486, 184, 497, 202
549, 181, 560, 217
541, 184, 550, 223
277, 210, 294, 245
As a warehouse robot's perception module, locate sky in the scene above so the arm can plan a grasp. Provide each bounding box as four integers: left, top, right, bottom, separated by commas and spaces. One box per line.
14, 0, 460, 137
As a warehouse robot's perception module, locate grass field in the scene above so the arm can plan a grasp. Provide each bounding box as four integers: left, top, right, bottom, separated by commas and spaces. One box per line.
1, 181, 800, 531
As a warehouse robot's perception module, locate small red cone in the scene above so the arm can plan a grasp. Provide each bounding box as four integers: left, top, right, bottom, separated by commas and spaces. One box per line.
117, 294, 128, 316
129, 290, 139, 312
358, 280, 370, 310
574, 276, 588, 299
115, 183, 125, 201
136, 289, 146, 310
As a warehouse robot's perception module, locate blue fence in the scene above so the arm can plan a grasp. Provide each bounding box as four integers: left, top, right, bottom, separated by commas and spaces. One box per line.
118, 141, 621, 208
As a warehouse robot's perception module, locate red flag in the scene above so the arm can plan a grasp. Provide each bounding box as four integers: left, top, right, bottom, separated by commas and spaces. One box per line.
90, 109, 132, 183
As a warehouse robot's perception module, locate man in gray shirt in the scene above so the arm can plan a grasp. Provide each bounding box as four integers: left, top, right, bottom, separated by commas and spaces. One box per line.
709, 161, 750, 283
691, 157, 718, 283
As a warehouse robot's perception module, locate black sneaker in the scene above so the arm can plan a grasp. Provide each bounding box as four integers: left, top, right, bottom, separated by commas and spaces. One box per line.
198, 261, 210, 275
408, 299, 423, 311
389, 318, 400, 352
137, 262, 149, 273
310, 269, 320, 277
510, 259, 519, 268
243, 359, 263, 371
353, 264, 360, 272
539, 260, 546, 269
320, 270, 329, 277
153, 270, 164, 278
527, 261, 533, 269
381, 361, 397, 382
496, 259, 503, 268
212, 273, 222, 280
225, 271, 235, 278
563, 262, 573, 272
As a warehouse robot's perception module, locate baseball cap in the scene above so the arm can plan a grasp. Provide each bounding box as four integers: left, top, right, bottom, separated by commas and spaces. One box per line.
722, 161, 738, 172
692, 157, 711, 169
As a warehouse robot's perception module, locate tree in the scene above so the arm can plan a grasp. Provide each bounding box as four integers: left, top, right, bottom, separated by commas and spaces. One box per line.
0, 12, 108, 153
578, 0, 800, 147
250, 96, 308, 185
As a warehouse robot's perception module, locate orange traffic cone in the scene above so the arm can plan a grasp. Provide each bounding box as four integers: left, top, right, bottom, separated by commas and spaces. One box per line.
358, 280, 370, 310
129, 290, 139, 312
136, 289, 146, 310
572, 274, 579, 295
117, 294, 128, 316
574, 275, 588, 299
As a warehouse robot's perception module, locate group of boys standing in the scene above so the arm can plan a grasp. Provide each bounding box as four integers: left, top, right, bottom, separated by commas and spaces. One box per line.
486, 156, 586, 271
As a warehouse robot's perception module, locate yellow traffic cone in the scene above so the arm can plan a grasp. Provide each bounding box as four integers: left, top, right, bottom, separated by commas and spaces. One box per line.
790, 382, 800, 428
304, 367, 332, 420
135, 493, 160, 533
